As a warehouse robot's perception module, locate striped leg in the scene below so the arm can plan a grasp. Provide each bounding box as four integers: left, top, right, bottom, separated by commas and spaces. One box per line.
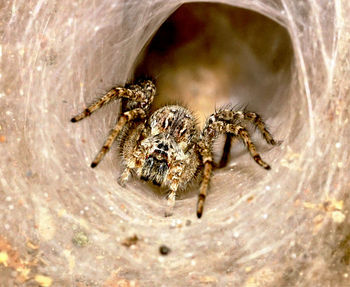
243, 111, 277, 145
91, 108, 146, 168
71, 88, 130, 122
219, 134, 238, 168
215, 109, 277, 145
71, 79, 155, 122
164, 163, 183, 216
117, 167, 131, 187
197, 109, 274, 217
197, 161, 213, 218
227, 124, 271, 170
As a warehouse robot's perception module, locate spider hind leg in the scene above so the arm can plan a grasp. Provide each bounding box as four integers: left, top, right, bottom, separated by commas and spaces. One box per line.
243, 111, 277, 145
215, 108, 277, 146
196, 108, 275, 217
227, 124, 271, 169
219, 134, 237, 168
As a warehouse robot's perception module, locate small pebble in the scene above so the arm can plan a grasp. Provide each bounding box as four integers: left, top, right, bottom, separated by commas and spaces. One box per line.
159, 245, 171, 255
122, 235, 139, 247
34, 274, 53, 287
72, 231, 89, 247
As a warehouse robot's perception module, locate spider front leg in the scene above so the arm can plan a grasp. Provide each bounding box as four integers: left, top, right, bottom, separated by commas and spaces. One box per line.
167, 189, 177, 208
164, 163, 183, 216
71, 79, 155, 168
197, 160, 213, 218
91, 108, 146, 168
117, 123, 148, 186
196, 139, 214, 218
117, 167, 132, 187
71, 79, 155, 122
71, 87, 125, 122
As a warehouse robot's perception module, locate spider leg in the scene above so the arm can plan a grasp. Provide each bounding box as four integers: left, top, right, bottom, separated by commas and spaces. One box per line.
242, 111, 277, 145
197, 160, 213, 218
71, 87, 128, 122
219, 134, 238, 168
167, 190, 176, 207
164, 159, 190, 216
91, 108, 146, 168
226, 124, 270, 169
215, 109, 277, 145
164, 183, 178, 217
197, 109, 274, 217
166, 165, 182, 208
117, 123, 147, 186
195, 138, 214, 218
71, 79, 155, 122
117, 167, 131, 187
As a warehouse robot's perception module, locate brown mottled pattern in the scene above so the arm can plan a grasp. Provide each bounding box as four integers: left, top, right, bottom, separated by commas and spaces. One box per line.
72, 79, 277, 218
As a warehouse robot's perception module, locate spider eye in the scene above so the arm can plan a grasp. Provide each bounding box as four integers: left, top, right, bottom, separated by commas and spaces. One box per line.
208, 115, 215, 125
180, 128, 187, 136
157, 143, 169, 151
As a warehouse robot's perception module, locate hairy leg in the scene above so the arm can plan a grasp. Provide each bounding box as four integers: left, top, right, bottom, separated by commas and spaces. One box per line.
214, 109, 277, 145
243, 111, 277, 145
117, 123, 147, 186
91, 108, 146, 168
197, 109, 274, 217
226, 124, 271, 169
71, 79, 155, 122
197, 161, 213, 218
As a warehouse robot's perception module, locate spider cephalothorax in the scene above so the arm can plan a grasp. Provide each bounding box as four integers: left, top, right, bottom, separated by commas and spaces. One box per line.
71, 79, 277, 217
130, 106, 200, 187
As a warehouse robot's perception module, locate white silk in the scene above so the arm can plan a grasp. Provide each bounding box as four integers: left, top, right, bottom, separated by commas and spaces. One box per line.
0, 0, 349, 286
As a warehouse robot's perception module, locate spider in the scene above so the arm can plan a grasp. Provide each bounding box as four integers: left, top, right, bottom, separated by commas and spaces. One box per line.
71, 79, 277, 218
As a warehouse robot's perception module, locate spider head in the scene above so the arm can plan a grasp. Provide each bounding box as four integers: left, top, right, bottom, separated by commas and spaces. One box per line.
139, 134, 185, 186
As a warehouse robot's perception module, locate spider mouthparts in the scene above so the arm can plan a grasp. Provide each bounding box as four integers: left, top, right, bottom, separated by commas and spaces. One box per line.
140, 156, 168, 186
